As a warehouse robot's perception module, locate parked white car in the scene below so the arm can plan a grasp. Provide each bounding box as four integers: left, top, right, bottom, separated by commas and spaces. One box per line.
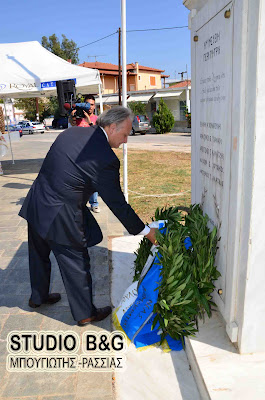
20, 122, 34, 134
20, 121, 45, 134
31, 122, 45, 133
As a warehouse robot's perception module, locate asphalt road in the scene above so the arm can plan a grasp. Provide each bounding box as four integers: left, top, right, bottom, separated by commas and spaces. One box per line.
128, 131, 191, 152
17, 129, 191, 153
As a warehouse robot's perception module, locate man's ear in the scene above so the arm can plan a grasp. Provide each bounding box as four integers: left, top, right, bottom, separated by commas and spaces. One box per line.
109, 123, 116, 135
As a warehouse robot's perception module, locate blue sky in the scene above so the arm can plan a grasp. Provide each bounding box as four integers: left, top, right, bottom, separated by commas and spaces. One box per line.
1, 0, 190, 80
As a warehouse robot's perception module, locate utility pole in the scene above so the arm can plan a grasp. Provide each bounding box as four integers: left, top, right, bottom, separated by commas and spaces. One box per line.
118, 27, 122, 106
36, 98, 39, 121
178, 70, 187, 81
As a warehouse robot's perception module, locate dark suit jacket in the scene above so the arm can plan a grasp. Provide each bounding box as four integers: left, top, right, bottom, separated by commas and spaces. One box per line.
19, 126, 145, 248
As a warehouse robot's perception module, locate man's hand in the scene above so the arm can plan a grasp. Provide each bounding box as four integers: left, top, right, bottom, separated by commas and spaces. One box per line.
69, 109, 77, 126
83, 111, 91, 125
145, 228, 158, 245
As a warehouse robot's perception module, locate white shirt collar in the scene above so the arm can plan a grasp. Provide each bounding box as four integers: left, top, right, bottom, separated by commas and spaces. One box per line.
100, 126, 109, 142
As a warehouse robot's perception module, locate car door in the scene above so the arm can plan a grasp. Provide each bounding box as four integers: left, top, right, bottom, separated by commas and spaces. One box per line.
20, 124, 26, 134
22, 123, 29, 134
25, 123, 32, 134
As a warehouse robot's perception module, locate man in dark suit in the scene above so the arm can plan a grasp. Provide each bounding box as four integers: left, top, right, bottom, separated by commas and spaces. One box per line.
19, 106, 156, 326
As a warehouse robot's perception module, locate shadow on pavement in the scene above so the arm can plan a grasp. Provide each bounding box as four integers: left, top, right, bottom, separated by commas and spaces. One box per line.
1, 158, 44, 175
3, 183, 31, 190
9, 196, 26, 206
0, 242, 112, 330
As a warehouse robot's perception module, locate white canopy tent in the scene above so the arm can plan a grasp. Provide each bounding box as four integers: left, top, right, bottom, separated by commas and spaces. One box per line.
0, 41, 102, 98
0, 41, 103, 163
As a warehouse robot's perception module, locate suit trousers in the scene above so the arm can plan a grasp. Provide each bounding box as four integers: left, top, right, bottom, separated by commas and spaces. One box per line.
27, 223, 96, 321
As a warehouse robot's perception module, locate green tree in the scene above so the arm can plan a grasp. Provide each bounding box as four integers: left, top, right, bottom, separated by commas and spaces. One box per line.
128, 101, 147, 115
42, 97, 61, 119
42, 34, 79, 64
14, 98, 52, 121
13, 34, 79, 122
152, 99, 175, 134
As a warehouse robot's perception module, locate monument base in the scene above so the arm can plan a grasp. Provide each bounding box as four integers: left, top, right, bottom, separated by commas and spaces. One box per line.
186, 311, 265, 400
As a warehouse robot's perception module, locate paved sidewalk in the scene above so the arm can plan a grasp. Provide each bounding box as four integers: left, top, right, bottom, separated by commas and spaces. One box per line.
0, 137, 124, 400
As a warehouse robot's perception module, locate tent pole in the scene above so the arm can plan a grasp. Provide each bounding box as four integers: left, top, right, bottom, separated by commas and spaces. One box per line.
3, 99, 15, 165
99, 83, 103, 114
121, 0, 128, 203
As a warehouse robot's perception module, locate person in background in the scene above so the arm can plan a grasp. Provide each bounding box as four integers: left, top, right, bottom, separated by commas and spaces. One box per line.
69, 94, 100, 213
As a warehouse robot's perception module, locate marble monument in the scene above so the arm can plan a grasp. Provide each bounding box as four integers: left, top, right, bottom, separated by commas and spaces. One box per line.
184, 0, 265, 353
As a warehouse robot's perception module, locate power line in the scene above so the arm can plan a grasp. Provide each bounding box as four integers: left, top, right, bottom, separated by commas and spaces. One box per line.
76, 31, 118, 50
127, 26, 188, 32
76, 25, 188, 51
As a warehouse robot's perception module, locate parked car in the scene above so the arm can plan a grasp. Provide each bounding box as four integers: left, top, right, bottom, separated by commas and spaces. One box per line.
17, 120, 29, 127
131, 115, 151, 135
20, 122, 34, 134
5, 125, 23, 138
31, 121, 45, 133
19, 121, 45, 134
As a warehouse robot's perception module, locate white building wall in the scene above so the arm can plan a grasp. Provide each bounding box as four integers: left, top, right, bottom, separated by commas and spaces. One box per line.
0, 101, 25, 124
164, 98, 181, 120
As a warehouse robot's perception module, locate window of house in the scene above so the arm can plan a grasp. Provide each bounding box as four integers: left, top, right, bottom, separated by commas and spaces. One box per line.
138, 75, 141, 80
150, 76, 156, 86
180, 101, 187, 121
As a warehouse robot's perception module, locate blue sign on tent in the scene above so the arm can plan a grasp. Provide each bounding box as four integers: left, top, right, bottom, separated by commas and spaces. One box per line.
41, 79, 76, 89
41, 81, 56, 89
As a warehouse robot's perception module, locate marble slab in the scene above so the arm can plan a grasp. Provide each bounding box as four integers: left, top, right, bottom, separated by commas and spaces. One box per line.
111, 235, 201, 400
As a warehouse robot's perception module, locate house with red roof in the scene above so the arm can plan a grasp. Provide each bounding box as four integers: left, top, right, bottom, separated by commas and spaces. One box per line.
79, 61, 169, 93
168, 79, 191, 89
80, 61, 191, 132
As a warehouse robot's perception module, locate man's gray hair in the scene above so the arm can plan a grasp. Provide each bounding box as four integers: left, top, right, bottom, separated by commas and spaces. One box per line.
96, 106, 134, 128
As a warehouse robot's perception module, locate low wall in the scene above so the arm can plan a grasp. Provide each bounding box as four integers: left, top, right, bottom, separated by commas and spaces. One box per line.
3, 132, 21, 142
171, 120, 191, 133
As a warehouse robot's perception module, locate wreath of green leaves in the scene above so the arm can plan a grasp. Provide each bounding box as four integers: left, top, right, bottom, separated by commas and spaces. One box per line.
133, 205, 221, 346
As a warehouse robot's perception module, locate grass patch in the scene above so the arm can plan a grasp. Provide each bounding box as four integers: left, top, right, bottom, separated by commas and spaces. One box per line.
114, 149, 191, 223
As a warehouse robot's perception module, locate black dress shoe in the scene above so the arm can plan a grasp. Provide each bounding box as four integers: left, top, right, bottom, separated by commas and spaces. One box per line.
77, 306, 112, 326
28, 293, 61, 308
